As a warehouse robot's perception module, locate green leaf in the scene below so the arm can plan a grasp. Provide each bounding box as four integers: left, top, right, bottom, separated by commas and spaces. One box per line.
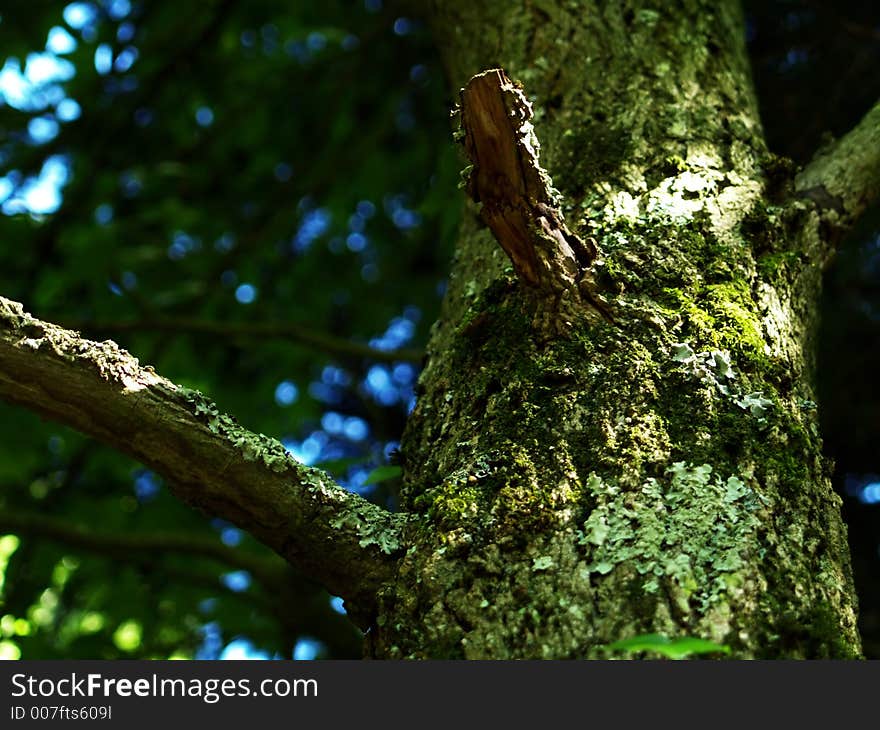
362, 465, 403, 486
608, 634, 731, 659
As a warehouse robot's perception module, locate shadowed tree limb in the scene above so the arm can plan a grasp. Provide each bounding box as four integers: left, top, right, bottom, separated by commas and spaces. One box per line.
0, 296, 407, 619
60, 316, 423, 364
795, 98, 880, 229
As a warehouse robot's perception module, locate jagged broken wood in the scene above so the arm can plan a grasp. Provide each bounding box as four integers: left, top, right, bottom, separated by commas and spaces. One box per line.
457, 68, 611, 325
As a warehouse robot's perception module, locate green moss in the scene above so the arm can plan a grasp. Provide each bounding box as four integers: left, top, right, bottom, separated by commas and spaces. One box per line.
704, 280, 766, 357
758, 152, 796, 203
414, 479, 483, 527
803, 604, 860, 659
491, 451, 576, 530
558, 121, 634, 192
665, 154, 688, 173
756, 250, 800, 278
597, 212, 739, 298
657, 277, 767, 369
740, 200, 805, 259
760, 422, 816, 500
759, 593, 860, 659
451, 279, 529, 365
661, 286, 713, 332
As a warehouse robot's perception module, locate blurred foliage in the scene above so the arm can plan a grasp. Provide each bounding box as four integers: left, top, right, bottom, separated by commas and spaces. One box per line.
0, 0, 878, 659
0, 0, 459, 659
608, 633, 731, 660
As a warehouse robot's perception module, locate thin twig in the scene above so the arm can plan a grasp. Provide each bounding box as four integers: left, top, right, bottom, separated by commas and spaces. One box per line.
63, 317, 423, 364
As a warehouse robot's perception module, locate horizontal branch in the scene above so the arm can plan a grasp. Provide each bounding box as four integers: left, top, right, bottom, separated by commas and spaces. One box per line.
62, 317, 423, 364
795, 98, 880, 229
0, 296, 407, 616
0, 509, 285, 591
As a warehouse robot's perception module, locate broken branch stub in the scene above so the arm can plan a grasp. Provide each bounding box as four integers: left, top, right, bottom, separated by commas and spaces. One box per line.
458, 68, 606, 323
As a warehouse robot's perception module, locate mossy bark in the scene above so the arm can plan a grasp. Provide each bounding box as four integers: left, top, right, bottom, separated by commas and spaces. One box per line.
366, 0, 860, 658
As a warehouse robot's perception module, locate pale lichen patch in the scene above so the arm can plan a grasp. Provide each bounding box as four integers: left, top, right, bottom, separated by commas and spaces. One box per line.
580, 464, 764, 618
331, 508, 403, 555
180, 386, 300, 475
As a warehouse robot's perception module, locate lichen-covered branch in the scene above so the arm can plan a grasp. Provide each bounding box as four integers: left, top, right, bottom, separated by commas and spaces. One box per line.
0, 296, 406, 616
0, 509, 286, 590
795, 98, 880, 229
457, 68, 611, 328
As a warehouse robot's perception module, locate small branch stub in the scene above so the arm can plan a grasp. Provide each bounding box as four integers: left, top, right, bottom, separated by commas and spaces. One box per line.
457, 68, 610, 326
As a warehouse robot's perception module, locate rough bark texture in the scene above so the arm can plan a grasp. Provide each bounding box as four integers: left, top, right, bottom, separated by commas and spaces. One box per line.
457, 69, 607, 332
368, 0, 862, 658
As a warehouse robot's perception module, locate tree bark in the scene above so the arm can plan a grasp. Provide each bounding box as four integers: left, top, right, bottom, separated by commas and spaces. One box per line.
368, 0, 863, 657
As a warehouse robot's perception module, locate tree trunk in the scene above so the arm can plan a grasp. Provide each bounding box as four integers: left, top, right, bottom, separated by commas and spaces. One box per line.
369, 0, 862, 658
